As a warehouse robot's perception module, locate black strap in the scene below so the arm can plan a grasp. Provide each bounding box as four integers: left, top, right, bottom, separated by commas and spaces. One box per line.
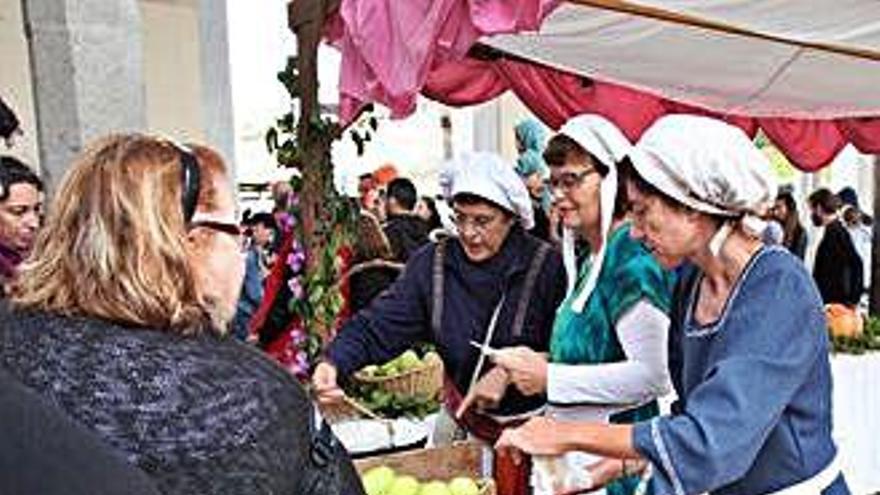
172, 142, 200, 224
431, 240, 447, 340
309, 405, 335, 468
511, 241, 551, 337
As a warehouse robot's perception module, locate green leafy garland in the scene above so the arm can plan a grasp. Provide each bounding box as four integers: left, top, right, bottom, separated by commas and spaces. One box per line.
261, 57, 377, 379
831, 315, 880, 355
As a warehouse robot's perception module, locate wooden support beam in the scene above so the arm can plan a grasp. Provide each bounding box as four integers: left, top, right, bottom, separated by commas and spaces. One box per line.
567, 0, 880, 62
870, 155, 880, 315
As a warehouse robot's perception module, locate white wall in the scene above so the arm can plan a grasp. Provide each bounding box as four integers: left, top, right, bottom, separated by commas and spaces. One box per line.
226, 0, 295, 185
0, 0, 40, 168
141, 0, 204, 141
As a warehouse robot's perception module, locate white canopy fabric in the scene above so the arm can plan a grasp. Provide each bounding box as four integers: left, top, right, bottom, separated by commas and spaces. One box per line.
485, 0, 880, 119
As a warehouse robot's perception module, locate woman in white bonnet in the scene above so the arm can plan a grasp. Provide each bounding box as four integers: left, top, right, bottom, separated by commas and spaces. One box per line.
315, 152, 566, 495
497, 115, 848, 495
488, 115, 676, 495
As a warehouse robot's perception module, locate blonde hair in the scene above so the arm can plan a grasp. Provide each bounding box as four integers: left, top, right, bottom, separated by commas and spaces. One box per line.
12, 134, 229, 333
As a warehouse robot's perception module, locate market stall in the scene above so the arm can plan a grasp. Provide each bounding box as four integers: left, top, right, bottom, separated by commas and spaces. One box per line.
285, 0, 880, 491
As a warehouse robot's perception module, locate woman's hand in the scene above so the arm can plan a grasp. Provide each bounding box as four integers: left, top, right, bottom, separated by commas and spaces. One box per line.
495, 416, 571, 457
456, 366, 511, 418
311, 361, 345, 405
491, 346, 548, 396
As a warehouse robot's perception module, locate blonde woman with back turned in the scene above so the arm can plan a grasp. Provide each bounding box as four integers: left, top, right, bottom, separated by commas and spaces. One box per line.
0, 134, 363, 495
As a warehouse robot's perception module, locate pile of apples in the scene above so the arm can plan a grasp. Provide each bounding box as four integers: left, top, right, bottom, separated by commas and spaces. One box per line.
360, 466, 480, 495
359, 350, 441, 378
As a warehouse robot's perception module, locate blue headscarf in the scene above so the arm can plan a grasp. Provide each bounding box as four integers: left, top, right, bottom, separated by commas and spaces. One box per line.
515, 119, 546, 153
515, 149, 547, 178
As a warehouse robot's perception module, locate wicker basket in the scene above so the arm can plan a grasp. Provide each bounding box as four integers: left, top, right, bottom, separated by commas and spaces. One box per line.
353, 352, 444, 398
355, 441, 496, 495
318, 395, 389, 424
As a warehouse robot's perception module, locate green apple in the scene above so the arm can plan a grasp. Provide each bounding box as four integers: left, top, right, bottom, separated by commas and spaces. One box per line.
361, 466, 395, 495
397, 350, 422, 371
379, 360, 399, 376
419, 480, 451, 495
422, 351, 441, 365
387, 475, 421, 495
448, 477, 479, 495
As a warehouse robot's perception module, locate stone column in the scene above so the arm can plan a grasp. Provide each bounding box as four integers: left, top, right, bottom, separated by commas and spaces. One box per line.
21, 0, 145, 189
198, 0, 236, 175
473, 100, 502, 153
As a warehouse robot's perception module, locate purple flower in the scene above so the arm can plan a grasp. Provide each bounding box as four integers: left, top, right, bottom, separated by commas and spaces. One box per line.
295, 351, 309, 367
288, 277, 304, 299
291, 328, 307, 346
286, 251, 305, 272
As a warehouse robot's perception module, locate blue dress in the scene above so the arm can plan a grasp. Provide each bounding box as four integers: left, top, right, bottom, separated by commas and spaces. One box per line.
633, 247, 849, 495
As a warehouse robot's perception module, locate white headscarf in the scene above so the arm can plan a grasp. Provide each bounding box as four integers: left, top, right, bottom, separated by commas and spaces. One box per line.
628, 115, 777, 255
439, 152, 534, 230
556, 115, 633, 313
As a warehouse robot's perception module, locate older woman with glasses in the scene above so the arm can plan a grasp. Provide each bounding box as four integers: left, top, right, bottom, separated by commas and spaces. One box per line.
314, 152, 566, 495
497, 116, 848, 495
488, 115, 675, 495
0, 135, 363, 495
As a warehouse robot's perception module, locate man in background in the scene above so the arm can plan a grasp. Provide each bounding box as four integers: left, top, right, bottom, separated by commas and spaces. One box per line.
808, 188, 863, 306
382, 177, 429, 263
232, 212, 277, 341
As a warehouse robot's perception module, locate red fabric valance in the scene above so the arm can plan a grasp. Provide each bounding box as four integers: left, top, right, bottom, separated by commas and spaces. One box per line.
422, 56, 880, 171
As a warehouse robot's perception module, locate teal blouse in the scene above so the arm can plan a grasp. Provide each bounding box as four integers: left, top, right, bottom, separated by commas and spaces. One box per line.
550, 223, 675, 495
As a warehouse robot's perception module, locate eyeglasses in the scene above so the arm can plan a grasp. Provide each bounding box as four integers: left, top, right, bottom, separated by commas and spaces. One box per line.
545, 168, 597, 192
189, 219, 242, 239
450, 211, 500, 234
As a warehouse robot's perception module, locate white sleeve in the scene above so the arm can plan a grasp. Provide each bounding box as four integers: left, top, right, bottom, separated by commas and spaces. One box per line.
547, 299, 672, 409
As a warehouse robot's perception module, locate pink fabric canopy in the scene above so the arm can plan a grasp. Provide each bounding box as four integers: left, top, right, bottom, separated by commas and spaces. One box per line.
325, 0, 561, 124
326, 0, 880, 171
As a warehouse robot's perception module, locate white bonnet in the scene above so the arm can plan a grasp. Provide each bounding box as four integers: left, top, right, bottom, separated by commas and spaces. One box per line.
628, 115, 777, 217
439, 152, 534, 230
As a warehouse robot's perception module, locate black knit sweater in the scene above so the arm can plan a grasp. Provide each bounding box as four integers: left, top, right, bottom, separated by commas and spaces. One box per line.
0, 308, 361, 495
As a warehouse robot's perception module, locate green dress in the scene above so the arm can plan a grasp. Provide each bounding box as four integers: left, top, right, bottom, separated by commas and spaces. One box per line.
550, 223, 675, 495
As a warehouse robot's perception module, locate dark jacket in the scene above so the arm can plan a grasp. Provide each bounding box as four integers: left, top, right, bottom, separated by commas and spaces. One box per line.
349, 261, 401, 313
528, 203, 551, 242
0, 366, 161, 495
786, 225, 808, 260
813, 219, 863, 305
383, 213, 430, 263
327, 227, 566, 417
0, 309, 364, 495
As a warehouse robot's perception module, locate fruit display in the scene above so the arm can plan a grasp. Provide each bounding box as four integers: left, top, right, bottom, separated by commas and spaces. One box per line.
359, 350, 441, 378
348, 384, 440, 418
360, 466, 483, 495
349, 348, 444, 417
355, 443, 493, 495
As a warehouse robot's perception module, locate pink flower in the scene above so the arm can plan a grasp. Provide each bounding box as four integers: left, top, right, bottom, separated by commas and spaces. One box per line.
288, 277, 304, 299
286, 251, 305, 272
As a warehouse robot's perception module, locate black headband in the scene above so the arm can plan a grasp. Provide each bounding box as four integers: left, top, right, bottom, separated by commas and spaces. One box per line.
171, 142, 200, 224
